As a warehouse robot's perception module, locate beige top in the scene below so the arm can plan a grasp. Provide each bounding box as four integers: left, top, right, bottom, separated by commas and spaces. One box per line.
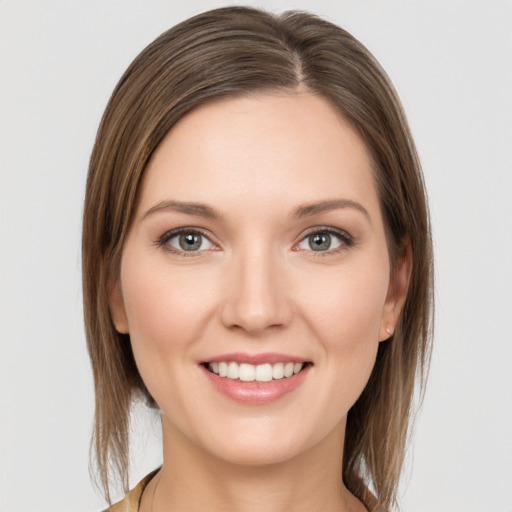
104, 470, 158, 512
104, 470, 386, 512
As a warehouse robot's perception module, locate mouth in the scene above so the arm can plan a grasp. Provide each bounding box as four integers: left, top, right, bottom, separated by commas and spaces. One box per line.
202, 361, 312, 383
200, 353, 313, 404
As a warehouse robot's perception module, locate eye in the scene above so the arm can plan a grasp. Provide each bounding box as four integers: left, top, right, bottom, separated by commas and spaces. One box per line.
160, 229, 216, 254
296, 228, 353, 253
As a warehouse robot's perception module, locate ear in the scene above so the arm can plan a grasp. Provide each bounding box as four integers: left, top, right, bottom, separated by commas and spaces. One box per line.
108, 277, 129, 334
379, 238, 412, 342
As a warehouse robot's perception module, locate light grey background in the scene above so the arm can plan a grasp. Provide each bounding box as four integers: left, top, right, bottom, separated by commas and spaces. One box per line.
1, 1, 511, 511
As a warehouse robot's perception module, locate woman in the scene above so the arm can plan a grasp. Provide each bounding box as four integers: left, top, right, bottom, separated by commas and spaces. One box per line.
82, 6, 433, 512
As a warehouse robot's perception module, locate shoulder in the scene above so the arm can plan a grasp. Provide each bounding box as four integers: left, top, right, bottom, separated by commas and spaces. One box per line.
102, 470, 159, 512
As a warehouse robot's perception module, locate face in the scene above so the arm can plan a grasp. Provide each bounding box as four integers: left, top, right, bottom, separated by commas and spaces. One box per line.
110, 92, 408, 466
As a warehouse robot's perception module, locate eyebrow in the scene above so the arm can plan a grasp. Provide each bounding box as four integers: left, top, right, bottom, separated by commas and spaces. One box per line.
142, 200, 222, 220
292, 199, 370, 221
142, 198, 370, 222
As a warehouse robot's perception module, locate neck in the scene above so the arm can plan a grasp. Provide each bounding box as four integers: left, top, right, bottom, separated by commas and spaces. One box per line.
142, 416, 366, 512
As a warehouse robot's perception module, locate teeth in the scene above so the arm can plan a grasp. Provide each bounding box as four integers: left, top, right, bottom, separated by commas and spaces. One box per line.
272, 362, 284, 380
207, 361, 305, 382
227, 362, 239, 379
255, 363, 273, 382
239, 363, 255, 382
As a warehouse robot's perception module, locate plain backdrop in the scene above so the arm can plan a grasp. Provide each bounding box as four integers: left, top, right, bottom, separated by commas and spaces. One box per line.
1, 1, 511, 511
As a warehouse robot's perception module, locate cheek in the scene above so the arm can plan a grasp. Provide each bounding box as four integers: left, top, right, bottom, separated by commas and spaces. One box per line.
120, 256, 218, 362
119, 256, 224, 419
300, 263, 390, 345
297, 262, 390, 399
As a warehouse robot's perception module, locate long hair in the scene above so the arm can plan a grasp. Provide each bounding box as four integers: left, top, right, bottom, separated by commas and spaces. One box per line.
82, 6, 433, 508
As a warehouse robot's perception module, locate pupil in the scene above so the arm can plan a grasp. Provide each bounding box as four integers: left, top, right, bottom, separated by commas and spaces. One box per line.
180, 232, 201, 251
310, 233, 331, 251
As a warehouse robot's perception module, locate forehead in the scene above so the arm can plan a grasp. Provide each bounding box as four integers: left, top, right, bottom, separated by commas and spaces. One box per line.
138, 92, 379, 217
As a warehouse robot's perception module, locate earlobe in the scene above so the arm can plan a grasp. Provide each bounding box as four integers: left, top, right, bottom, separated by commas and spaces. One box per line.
379, 238, 412, 342
108, 278, 129, 334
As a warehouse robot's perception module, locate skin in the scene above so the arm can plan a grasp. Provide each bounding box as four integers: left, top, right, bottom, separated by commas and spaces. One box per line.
109, 91, 410, 512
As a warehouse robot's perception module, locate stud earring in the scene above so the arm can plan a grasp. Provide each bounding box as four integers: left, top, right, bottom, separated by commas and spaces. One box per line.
385, 327, 393, 336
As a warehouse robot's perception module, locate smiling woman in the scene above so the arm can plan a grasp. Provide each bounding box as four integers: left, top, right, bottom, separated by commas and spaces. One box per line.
82, 6, 433, 512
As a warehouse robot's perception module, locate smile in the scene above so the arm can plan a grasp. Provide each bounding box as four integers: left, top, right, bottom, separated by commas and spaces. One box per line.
201, 353, 312, 404
207, 361, 304, 382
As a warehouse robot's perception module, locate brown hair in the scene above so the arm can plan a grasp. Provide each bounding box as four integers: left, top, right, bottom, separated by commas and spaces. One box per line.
82, 6, 433, 509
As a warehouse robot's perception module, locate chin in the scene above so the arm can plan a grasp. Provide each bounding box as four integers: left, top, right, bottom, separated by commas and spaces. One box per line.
207, 435, 304, 467
191, 413, 339, 469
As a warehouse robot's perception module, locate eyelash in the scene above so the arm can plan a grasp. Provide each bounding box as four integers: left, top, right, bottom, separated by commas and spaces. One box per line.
156, 227, 217, 257
156, 226, 355, 257
298, 227, 355, 257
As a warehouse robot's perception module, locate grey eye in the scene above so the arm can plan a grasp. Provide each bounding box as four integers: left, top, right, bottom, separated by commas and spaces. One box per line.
308, 233, 332, 251
167, 231, 214, 252
297, 231, 344, 252
180, 232, 202, 251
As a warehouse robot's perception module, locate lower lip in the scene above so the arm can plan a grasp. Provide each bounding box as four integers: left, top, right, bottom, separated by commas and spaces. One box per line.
202, 365, 311, 405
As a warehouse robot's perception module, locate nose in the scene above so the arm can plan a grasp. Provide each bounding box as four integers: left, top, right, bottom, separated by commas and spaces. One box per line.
219, 246, 292, 336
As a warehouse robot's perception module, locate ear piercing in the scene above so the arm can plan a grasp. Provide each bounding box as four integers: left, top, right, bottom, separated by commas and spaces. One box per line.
386, 327, 393, 336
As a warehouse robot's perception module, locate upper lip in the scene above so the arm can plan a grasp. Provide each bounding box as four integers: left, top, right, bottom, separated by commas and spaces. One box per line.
202, 352, 311, 365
